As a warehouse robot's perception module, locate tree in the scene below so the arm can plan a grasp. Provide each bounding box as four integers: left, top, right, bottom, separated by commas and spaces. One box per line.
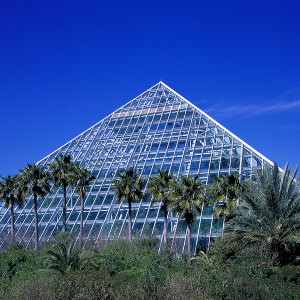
69, 162, 95, 248
49, 154, 75, 232
147, 169, 174, 250
19, 164, 50, 250
207, 173, 242, 234
172, 175, 206, 257
112, 167, 145, 241
0, 175, 28, 243
44, 239, 81, 274
226, 163, 300, 266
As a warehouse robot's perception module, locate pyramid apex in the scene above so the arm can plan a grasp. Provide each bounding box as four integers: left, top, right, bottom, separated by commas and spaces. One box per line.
158, 80, 167, 85
157, 80, 172, 89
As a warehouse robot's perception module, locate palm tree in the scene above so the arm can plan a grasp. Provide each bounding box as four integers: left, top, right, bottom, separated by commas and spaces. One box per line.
69, 162, 95, 248
49, 154, 75, 232
207, 173, 242, 234
112, 167, 145, 241
172, 175, 206, 257
226, 163, 300, 266
0, 175, 28, 243
19, 164, 50, 250
44, 239, 81, 274
148, 169, 174, 250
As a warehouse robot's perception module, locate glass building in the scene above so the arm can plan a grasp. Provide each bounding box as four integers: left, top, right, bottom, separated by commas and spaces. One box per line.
0, 82, 273, 253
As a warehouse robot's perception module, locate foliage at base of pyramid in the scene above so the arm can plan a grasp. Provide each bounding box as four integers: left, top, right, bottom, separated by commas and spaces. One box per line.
0, 82, 273, 253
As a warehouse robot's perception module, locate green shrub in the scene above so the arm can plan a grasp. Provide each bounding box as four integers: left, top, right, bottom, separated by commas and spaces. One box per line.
1, 237, 299, 299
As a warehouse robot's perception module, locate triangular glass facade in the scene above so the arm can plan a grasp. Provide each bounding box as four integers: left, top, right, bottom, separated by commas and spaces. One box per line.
0, 82, 273, 253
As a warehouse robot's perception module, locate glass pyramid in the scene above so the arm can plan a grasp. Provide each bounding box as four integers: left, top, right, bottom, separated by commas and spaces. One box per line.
0, 82, 273, 253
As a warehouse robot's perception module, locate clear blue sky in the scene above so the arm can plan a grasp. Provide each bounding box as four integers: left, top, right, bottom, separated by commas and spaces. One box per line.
1, 0, 300, 176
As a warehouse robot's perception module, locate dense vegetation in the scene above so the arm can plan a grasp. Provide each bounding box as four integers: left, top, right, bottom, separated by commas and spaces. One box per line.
0, 237, 299, 300
0, 159, 300, 299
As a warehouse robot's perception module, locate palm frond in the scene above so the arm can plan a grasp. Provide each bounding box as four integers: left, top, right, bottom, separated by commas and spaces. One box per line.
226, 163, 300, 266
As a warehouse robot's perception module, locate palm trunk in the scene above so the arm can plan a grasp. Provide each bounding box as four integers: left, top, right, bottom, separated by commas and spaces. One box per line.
10, 204, 15, 243
80, 195, 84, 248
163, 209, 168, 251
187, 224, 191, 258
271, 240, 282, 266
33, 194, 39, 250
63, 183, 67, 232
221, 194, 228, 237
221, 216, 225, 237
128, 200, 132, 241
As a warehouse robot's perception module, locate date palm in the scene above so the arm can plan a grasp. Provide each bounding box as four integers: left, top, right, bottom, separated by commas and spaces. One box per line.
49, 154, 75, 232
0, 175, 28, 243
148, 169, 174, 250
44, 239, 81, 274
112, 167, 145, 241
69, 162, 95, 248
172, 175, 206, 257
226, 163, 300, 266
19, 164, 50, 250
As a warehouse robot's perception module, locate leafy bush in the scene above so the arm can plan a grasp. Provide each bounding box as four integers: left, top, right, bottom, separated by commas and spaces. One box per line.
0, 246, 42, 283
1, 238, 299, 299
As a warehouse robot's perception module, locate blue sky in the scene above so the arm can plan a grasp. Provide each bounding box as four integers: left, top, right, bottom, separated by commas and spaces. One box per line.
0, 0, 300, 175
